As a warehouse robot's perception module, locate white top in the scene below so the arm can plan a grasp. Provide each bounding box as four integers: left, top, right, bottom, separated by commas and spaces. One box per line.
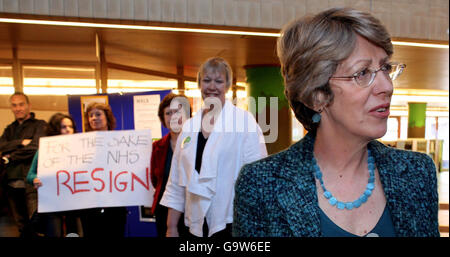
160, 100, 267, 237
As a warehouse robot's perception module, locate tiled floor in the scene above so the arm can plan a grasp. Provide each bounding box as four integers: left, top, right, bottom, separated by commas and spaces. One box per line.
0, 171, 448, 237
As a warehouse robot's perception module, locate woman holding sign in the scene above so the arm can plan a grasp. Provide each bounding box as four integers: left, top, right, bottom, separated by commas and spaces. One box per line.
26, 113, 79, 237
151, 93, 191, 237
78, 102, 127, 237
160, 57, 268, 237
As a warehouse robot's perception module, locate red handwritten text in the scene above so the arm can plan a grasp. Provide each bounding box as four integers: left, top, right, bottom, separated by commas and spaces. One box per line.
56, 167, 150, 196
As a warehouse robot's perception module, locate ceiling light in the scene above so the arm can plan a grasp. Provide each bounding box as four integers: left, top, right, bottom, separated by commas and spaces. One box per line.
23, 66, 95, 72
394, 88, 449, 96
0, 18, 448, 49
391, 41, 448, 49
392, 94, 449, 104
0, 18, 280, 37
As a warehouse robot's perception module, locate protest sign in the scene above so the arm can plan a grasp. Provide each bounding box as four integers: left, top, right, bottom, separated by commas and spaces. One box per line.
37, 129, 153, 213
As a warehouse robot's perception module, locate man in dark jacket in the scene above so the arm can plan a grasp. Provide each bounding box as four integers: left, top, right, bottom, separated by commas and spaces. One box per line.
0, 92, 47, 235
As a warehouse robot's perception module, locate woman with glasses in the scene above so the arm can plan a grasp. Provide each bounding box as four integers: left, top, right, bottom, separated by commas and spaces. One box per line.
233, 8, 439, 237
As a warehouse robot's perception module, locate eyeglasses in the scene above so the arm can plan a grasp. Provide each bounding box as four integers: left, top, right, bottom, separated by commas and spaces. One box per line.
330, 62, 406, 88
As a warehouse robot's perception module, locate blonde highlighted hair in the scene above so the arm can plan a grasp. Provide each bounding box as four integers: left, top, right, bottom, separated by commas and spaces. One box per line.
197, 57, 233, 90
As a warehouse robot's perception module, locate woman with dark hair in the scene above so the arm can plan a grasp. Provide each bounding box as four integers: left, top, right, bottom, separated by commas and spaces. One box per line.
26, 112, 79, 237
233, 8, 438, 237
151, 93, 191, 237
78, 102, 127, 237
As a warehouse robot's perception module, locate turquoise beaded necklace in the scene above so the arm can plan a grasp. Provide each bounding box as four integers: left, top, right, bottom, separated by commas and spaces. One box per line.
313, 149, 375, 210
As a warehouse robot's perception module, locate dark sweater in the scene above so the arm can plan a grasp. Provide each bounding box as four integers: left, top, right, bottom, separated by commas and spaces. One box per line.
0, 113, 47, 181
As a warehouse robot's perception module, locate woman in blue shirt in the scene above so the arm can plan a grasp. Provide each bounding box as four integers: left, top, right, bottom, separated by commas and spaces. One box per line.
27, 113, 78, 237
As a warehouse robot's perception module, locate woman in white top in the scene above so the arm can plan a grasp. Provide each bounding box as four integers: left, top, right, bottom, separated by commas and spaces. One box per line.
160, 57, 267, 237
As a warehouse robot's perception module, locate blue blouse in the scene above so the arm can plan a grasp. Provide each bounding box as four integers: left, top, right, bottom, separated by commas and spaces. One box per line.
319, 205, 396, 237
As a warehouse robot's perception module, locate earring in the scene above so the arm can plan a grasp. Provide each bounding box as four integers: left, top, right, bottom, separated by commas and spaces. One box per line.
312, 113, 321, 123
312, 110, 322, 123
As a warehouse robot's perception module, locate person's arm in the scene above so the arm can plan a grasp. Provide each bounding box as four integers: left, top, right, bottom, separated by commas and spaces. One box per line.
0, 126, 23, 154
26, 151, 39, 187
159, 169, 185, 236
8, 121, 47, 162
166, 208, 183, 237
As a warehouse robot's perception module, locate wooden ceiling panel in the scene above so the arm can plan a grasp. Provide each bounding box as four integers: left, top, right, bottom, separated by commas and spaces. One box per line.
22, 66, 95, 79
0, 47, 13, 60
392, 45, 449, 91
0, 24, 11, 41
17, 24, 95, 44
0, 22, 446, 92
107, 68, 173, 81
19, 42, 96, 61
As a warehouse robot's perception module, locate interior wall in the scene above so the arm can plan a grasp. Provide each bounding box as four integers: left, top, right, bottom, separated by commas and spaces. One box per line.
0, 95, 68, 133
0, 108, 65, 132
0, 0, 448, 41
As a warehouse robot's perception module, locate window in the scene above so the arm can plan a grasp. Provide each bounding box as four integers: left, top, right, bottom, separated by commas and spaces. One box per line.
425, 116, 449, 171
425, 117, 438, 139
437, 117, 449, 170
381, 117, 399, 141
107, 68, 177, 94
291, 110, 304, 142
400, 116, 408, 139
0, 65, 14, 95
22, 65, 97, 95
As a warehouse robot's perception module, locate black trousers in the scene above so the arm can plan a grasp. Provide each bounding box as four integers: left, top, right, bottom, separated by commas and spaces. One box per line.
79, 207, 127, 237
5, 184, 36, 235
31, 210, 79, 237
186, 219, 232, 238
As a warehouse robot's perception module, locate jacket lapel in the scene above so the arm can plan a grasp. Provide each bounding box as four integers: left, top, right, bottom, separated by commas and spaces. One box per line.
274, 136, 420, 237
276, 133, 322, 237
369, 141, 414, 237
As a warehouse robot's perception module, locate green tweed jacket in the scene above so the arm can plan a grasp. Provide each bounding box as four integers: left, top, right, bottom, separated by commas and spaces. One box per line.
233, 132, 440, 237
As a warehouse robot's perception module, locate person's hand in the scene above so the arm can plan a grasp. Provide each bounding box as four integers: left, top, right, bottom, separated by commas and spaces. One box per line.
1, 156, 9, 165
166, 227, 179, 237
22, 139, 32, 146
33, 178, 42, 189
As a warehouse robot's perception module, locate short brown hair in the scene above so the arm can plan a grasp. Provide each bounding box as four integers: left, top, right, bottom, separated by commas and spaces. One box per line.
10, 92, 30, 104
197, 57, 233, 90
158, 93, 191, 128
84, 102, 116, 131
277, 7, 393, 131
